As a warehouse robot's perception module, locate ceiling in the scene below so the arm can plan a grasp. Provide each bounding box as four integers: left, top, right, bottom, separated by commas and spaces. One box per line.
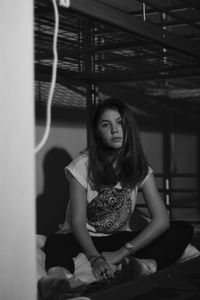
35, 0, 200, 127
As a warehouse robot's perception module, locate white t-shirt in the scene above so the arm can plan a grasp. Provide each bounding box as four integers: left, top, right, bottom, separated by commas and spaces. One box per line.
59, 153, 152, 237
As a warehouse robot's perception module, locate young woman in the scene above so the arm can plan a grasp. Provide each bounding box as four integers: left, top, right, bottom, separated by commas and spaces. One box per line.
44, 98, 193, 283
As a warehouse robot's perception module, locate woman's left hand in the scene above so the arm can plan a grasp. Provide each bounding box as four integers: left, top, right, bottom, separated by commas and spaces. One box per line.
102, 248, 125, 265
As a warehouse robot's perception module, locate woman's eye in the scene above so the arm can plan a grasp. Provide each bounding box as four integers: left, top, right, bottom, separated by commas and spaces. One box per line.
117, 119, 122, 125
102, 123, 109, 128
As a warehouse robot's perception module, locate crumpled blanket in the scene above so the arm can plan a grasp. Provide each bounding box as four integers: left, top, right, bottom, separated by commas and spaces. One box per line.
74, 253, 96, 283
36, 235, 47, 280
74, 253, 157, 284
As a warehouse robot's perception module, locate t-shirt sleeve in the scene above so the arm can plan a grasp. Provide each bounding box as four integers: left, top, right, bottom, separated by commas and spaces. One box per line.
65, 154, 88, 189
139, 166, 153, 188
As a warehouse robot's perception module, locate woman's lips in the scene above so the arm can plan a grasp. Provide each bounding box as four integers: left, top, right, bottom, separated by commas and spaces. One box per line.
111, 137, 122, 142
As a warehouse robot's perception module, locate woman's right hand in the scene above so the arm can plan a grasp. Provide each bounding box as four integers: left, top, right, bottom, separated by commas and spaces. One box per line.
92, 257, 115, 282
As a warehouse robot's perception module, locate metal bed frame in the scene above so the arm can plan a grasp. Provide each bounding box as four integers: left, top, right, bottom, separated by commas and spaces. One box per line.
35, 2, 200, 298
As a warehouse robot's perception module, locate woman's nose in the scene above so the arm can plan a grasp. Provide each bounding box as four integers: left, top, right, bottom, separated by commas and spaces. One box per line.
111, 124, 119, 133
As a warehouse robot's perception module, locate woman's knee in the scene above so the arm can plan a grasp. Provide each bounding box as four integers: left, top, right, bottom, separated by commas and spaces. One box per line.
170, 220, 193, 240
44, 234, 76, 273
44, 234, 62, 253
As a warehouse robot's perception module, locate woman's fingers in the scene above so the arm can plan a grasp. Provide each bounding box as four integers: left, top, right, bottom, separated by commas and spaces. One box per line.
93, 270, 101, 281
104, 264, 114, 278
93, 261, 114, 281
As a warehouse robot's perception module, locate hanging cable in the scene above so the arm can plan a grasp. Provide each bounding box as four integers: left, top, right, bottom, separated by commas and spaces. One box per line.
34, 0, 59, 154
142, 2, 146, 21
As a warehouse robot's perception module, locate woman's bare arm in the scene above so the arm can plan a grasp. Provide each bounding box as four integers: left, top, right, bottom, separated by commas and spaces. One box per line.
103, 173, 170, 264
69, 174, 100, 258
68, 173, 114, 280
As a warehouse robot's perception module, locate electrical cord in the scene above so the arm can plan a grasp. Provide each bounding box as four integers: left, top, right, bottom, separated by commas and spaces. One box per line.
34, 0, 59, 154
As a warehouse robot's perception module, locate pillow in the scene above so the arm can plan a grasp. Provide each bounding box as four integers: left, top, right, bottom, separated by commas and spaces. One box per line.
36, 235, 47, 280
175, 243, 200, 264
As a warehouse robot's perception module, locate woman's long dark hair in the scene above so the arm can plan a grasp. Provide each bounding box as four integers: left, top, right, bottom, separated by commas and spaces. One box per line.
88, 98, 149, 191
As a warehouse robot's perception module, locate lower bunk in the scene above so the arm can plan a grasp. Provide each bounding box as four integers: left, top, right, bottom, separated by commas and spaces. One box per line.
38, 255, 200, 300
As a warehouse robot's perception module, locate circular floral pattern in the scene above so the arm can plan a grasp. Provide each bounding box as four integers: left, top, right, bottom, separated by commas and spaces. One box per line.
87, 187, 132, 233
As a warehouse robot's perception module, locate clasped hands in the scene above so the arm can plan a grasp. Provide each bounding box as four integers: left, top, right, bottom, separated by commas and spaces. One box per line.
92, 248, 125, 282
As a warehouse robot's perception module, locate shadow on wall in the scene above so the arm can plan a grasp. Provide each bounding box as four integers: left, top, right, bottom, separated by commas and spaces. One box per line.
36, 147, 72, 235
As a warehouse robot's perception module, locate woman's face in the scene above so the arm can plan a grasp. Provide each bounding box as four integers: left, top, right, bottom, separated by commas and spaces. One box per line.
97, 108, 123, 149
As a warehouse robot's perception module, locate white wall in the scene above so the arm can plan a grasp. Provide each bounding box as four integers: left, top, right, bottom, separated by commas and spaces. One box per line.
0, 1, 36, 300
172, 133, 198, 173
35, 123, 87, 195
141, 131, 163, 173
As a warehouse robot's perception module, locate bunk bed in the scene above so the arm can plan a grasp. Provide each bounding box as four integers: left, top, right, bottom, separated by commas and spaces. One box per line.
35, 0, 200, 127
35, 0, 200, 299
35, 0, 200, 220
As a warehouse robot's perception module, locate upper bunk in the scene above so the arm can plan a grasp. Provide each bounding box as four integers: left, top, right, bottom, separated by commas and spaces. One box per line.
34, 0, 200, 129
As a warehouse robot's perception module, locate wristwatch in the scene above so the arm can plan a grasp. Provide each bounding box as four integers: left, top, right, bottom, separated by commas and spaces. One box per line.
124, 242, 134, 252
